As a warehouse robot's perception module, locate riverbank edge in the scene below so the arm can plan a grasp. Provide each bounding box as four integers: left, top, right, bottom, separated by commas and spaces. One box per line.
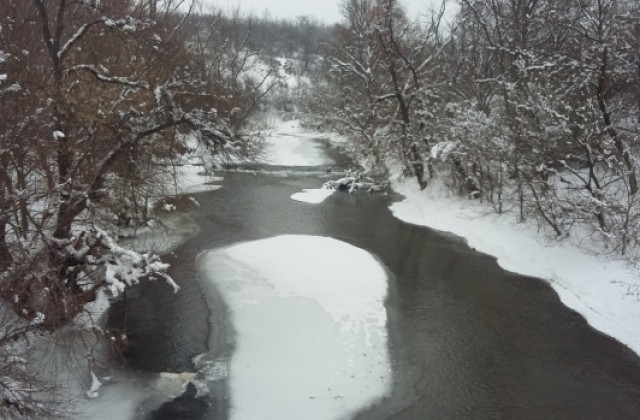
68, 189, 218, 416
388, 176, 640, 358
311, 121, 640, 357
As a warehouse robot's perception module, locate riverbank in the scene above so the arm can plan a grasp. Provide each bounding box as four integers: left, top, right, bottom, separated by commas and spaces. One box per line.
78, 115, 347, 418
70, 165, 224, 417
77, 116, 640, 419
287, 117, 640, 357
389, 176, 640, 357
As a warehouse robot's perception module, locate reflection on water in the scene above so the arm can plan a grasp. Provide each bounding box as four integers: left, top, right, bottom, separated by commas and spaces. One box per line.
109, 171, 640, 420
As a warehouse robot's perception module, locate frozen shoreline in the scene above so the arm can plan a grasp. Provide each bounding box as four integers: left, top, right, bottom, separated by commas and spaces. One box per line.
389, 177, 640, 357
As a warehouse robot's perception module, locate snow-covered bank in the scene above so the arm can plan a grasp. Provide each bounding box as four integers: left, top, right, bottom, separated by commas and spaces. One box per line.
390, 178, 640, 356
201, 235, 391, 420
71, 170, 215, 416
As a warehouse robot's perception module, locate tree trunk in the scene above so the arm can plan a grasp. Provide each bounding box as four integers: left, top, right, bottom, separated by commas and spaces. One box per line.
597, 47, 638, 195
0, 219, 11, 270
0, 158, 13, 269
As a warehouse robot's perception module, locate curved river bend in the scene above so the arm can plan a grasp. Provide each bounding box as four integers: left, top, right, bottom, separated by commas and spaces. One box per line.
110, 163, 640, 419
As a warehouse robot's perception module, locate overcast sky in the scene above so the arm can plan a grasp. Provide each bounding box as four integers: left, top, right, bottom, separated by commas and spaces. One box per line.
204, 0, 459, 24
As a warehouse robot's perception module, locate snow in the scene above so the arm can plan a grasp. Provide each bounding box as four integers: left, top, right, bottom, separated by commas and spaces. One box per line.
162, 203, 176, 212
76, 378, 152, 420
390, 178, 640, 356
201, 235, 392, 420
155, 372, 197, 397
430, 141, 458, 161
290, 188, 335, 204
275, 57, 312, 90
260, 118, 335, 166
96, 227, 179, 296
85, 372, 102, 399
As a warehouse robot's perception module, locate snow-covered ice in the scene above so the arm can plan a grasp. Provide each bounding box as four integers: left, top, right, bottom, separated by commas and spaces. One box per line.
261, 119, 335, 166
290, 188, 335, 204
76, 378, 153, 420
390, 178, 640, 356
201, 235, 391, 420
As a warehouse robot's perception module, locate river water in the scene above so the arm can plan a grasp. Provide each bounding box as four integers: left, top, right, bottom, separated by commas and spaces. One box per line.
108, 146, 640, 419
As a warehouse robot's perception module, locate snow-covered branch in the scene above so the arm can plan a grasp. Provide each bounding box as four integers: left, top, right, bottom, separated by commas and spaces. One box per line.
70, 64, 150, 89
94, 227, 178, 295
57, 19, 102, 60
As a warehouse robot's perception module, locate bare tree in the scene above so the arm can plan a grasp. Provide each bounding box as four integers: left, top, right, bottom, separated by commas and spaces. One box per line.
309, 0, 449, 187
0, 0, 268, 414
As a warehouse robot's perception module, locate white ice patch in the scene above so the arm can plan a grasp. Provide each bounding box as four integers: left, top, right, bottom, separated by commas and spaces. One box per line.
201, 235, 391, 420
76, 379, 152, 420
85, 371, 102, 399
290, 188, 335, 204
261, 119, 335, 166
154, 372, 196, 397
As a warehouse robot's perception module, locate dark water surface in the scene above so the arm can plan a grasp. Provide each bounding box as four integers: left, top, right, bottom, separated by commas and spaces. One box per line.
109, 166, 640, 419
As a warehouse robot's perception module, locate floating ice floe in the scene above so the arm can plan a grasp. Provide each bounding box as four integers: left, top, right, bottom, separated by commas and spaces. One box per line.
201, 235, 392, 420
290, 188, 335, 204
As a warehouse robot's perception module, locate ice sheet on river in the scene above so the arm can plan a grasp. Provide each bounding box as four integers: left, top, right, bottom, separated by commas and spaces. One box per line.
290, 188, 335, 204
201, 235, 391, 420
261, 119, 335, 166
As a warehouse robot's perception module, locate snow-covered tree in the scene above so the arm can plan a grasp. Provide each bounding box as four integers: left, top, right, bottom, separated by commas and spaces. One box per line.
309, 0, 640, 255
0, 0, 269, 414
308, 0, 450, 187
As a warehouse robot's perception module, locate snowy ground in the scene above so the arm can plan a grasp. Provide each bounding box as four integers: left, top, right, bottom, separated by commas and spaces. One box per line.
75, 378, 152, 420
390, 178, 640, 356
201, 235, 391, 420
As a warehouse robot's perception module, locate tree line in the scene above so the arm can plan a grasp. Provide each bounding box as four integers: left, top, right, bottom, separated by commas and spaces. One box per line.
0, 0, 304, 415
307, 0, 640, 256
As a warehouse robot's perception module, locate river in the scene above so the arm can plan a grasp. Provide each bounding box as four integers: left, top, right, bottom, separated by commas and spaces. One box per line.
107, 141, 640, 419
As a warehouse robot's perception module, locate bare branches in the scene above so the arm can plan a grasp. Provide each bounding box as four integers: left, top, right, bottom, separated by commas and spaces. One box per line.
58, 19, 103, 60
312, 0, 640, 253
0, 1, 284, 415
70, 64, 151, 89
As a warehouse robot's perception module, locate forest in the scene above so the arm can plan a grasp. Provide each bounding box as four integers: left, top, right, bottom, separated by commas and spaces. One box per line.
1, 0, 640, 417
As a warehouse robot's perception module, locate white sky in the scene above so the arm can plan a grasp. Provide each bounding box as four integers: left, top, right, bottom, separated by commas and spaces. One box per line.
204, 0, 459, 24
